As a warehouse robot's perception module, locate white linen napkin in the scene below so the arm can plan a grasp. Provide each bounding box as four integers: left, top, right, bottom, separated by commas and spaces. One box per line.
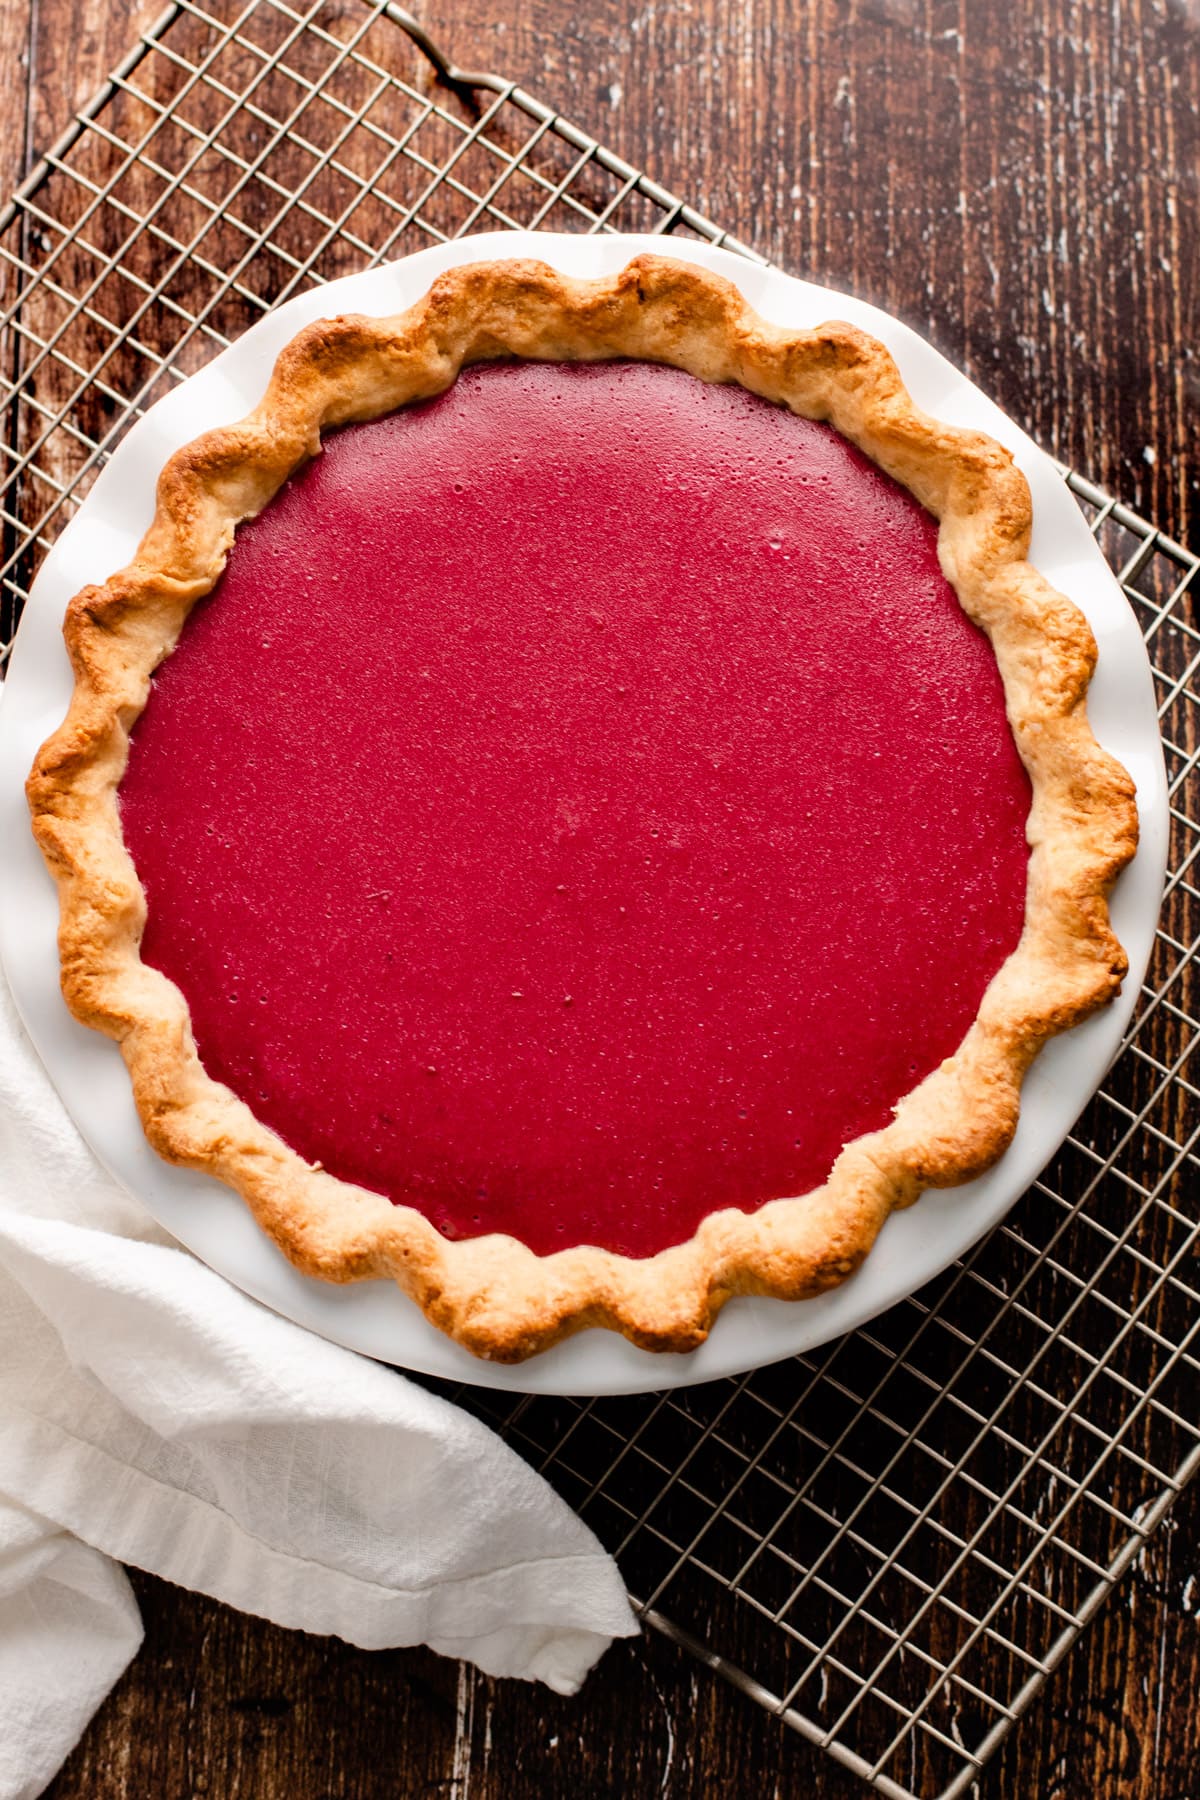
0, 975, 639, 1800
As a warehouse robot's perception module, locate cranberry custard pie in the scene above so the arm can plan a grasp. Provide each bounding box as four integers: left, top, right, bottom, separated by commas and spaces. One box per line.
27, 257, 1137, 1360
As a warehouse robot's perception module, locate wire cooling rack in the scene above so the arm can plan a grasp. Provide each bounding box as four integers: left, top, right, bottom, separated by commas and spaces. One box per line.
0, 5, 1195, 1796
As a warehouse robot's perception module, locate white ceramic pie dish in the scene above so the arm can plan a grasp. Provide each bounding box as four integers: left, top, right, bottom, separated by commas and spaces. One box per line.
0, 232, 1168, 1396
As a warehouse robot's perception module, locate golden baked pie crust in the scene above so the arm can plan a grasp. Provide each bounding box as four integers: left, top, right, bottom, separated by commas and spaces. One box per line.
26, 255, 1138, 1361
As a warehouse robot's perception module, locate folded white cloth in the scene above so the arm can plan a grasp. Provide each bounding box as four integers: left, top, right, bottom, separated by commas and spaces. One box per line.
0, 977, 639, 1800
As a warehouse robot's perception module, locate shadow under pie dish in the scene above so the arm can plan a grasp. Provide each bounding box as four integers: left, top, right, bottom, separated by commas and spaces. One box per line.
26, 254, 1138, 1363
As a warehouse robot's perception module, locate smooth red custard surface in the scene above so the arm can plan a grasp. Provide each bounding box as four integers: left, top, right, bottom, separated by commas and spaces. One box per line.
120, 362, 1031, 1258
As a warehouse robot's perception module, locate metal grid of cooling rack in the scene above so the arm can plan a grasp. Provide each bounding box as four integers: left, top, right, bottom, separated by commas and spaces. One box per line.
0, 5, 1195, 1796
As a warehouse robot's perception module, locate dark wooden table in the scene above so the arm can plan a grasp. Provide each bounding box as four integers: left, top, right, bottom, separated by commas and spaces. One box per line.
3, 2, 1197, 1796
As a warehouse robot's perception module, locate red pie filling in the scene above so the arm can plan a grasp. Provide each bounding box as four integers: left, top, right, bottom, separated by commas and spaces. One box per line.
121, 362, 1031, 1258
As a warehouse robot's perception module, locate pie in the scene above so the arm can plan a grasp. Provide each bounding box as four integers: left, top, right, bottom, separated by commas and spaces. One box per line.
26, 255, 1138, 1361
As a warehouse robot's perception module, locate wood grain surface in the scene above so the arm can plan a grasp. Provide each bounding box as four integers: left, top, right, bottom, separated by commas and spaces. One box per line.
1, 3, 1196, 1798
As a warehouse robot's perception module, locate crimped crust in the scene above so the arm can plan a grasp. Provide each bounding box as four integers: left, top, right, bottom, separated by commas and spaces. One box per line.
27, 255, 1138, 1361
